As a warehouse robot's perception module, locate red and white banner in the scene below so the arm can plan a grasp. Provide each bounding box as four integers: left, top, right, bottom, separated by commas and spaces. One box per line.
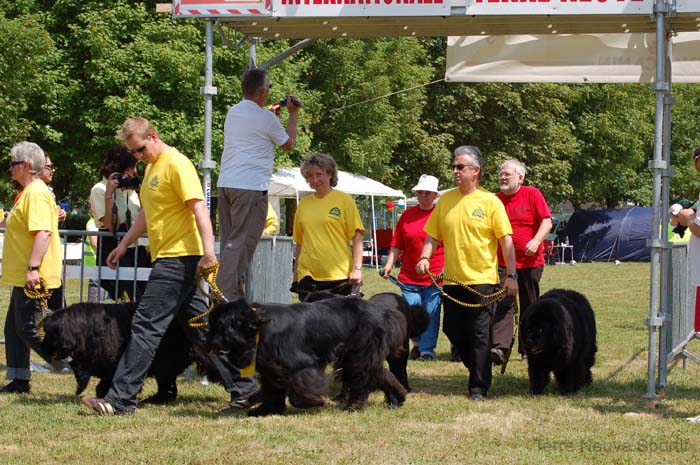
173, 0, 272, 17
273, 0, 449, 17
464, 0, 653, 15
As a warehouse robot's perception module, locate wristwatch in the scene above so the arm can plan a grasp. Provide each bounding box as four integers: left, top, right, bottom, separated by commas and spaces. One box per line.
27, 265, 40, 271
506, 272, 517, 280
352, 265, 362, 271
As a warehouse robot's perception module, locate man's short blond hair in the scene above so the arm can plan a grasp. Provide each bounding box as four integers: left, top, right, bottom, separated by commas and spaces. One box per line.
117, 117, 156, 141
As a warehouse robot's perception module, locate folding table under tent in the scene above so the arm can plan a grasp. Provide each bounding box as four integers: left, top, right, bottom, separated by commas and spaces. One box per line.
169, 0, 700, 404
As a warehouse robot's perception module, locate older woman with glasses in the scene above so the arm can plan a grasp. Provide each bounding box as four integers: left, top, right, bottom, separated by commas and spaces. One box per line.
1, 141, 88, 394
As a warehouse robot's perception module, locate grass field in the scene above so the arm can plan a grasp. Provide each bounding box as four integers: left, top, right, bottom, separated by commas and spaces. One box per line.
0, 262, 698, 465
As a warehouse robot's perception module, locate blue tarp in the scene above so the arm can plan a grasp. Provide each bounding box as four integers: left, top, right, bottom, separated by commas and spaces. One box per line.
563, 207, 652, 262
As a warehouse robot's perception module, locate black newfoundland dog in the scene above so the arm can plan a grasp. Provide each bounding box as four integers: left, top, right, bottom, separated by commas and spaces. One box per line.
520, 288, 597, 395
41, 302, 201, 403
304, 291, 430, 393
206, 296, 412, 416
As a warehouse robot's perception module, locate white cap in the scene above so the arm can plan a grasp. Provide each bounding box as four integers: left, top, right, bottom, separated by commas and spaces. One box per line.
411, 174, 439, 193
669, 203, 682, 215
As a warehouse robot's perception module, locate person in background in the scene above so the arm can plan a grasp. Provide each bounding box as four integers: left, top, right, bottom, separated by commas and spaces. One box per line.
81, 118, 258, 415
89, 146, 150, 302
492, 159, 552, 364
417, 145, 517, 401
382, 174, 444, 361
217, 68, 300, 300
1, 142, 88, 395
670, 147, 700, 343
39, 154, 66, 223
263, 202, 279, 236
292, 153, 364, 300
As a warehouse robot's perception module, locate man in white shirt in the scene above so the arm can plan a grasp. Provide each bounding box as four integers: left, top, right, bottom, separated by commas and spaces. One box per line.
217, 68, 300, 298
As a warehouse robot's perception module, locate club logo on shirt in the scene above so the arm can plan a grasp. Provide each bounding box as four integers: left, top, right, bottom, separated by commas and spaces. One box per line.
148, 175, 159, 191
472, 208, 485, 218
328, 207, 341, 218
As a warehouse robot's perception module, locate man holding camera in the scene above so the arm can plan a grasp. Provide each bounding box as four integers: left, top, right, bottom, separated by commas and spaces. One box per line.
217, 68, 300, 300
82, 117, 258, 415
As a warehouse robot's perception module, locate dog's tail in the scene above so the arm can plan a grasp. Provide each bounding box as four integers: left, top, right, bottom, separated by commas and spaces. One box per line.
403, 303, 430, 339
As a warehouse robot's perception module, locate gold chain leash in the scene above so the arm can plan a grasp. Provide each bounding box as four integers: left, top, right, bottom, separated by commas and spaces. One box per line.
25, 278, 53, 341
427, 270, 505, 308
188, 262, 228, 328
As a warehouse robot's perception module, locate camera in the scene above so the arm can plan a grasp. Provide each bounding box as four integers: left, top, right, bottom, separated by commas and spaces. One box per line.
278, 96, 302, 108
113, 173, 141, 189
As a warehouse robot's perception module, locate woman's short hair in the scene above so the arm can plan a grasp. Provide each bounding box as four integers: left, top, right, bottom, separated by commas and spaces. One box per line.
11, 141, 45, 175
100, 146, 137, 179
300, 153, 339, 188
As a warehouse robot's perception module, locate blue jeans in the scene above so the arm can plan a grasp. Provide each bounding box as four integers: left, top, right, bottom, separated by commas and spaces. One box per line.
105, 256, 257, 412
401, 284, 441, 357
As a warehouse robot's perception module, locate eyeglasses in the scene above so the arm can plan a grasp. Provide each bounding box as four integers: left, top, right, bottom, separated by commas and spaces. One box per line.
10, 160, 24, 168
450, 163, 476, 171
44, 164, 55, 171
130, 145, 147, 154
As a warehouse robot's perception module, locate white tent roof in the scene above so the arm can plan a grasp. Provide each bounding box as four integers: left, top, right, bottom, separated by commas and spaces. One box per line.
269, 167, 404, 199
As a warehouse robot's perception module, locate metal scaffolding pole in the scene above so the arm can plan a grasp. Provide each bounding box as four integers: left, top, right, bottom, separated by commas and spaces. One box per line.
200, 20, 218, 211
644, 0, 673, 405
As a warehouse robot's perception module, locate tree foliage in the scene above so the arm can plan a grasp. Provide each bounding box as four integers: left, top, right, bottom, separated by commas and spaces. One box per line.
2, 1, 700, 213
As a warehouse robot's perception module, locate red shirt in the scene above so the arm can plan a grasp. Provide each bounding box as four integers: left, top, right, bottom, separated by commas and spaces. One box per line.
496, 185, 551, 269
391, 205, 445, 286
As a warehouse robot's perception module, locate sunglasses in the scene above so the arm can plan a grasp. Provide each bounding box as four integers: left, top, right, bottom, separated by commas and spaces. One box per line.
449, 163, 475, 171
130, 145, 147, 154
44, 164, 55, 171
10, 160, 24, 168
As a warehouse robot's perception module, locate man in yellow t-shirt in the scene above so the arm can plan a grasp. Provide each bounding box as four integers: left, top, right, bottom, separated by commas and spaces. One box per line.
262, 202, 279, 236
81, 118, 258, 415
418, 145, 518, 401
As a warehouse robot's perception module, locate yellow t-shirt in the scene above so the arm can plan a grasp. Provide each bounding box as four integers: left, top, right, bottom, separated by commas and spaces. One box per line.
293, 189, 364, 281
424, 187, 512, 285
2, 180, 62, 288
263, 203, 279, 235
139, 148, 204, 260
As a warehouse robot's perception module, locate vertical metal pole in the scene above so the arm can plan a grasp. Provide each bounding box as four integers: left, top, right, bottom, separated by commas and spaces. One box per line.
249, 39, 257, 69
657, 31, 675, 396
199, 20, 218, 211
644, 0, 670, 405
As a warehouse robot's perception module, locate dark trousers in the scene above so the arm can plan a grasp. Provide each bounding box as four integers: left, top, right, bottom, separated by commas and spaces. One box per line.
104, 256, 257, 412
492, 266, 543, 354
442, 284, 495, 396
4, 286, 67, 380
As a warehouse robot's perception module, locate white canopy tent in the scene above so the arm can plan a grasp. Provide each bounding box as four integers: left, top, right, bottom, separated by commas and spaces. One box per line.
269, 167, 405, 268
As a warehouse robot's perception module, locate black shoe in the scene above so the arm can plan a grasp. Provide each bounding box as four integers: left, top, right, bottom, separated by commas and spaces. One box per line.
0, 380, 30, 394
469, 393, 486, 401
491, 348, 507, 366
449, 345, 461, 362
418, 353, 436, 362
409, 346, 421, 360
71, 363, 91, 396
219, 389, 262, 411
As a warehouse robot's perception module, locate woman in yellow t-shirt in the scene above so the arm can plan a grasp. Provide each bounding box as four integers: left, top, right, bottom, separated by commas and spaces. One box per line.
292, 153, 364, 300
0, 142, 88, 394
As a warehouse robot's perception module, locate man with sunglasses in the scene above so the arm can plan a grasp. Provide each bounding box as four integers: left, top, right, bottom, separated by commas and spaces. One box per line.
416, 145, 518, 401
217, 68, 300, 302
81, 118, 258, 415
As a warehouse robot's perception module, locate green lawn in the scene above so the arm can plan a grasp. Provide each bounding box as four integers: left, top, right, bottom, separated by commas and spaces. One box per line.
0, 262, 698, 465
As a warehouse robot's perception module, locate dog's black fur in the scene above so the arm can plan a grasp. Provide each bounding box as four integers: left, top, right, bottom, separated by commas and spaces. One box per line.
520, 289, 597, 395
41, 302, 201, 402
206, 297, 409, 416
303, 291, 430, 392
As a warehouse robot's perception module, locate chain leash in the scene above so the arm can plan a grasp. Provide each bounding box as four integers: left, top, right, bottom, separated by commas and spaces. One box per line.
188, 262, 228, 328
427, 270, 506, 308
25, 278, 53, 341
